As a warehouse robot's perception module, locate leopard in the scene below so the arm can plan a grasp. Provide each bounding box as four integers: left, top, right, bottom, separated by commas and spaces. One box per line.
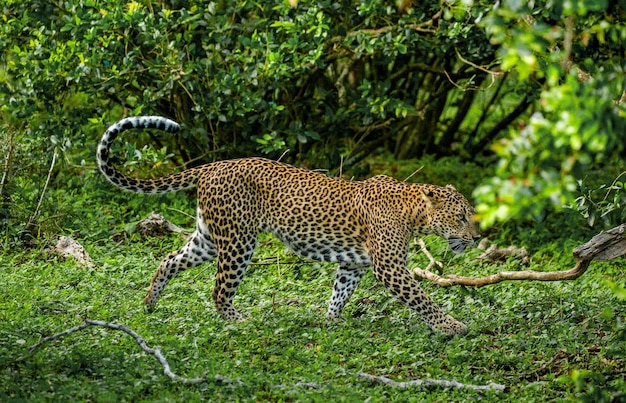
97, 116, 480, 335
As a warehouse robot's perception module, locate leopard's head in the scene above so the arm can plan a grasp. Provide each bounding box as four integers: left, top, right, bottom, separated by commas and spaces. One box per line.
421, 185, 480, 253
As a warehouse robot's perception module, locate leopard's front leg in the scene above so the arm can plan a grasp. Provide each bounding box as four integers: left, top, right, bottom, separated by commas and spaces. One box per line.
368, 236, 467, 336
373, 261, 467, 335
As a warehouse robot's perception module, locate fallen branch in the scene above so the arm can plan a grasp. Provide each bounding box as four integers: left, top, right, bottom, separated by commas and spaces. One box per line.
358, 372, 506, 392
413, 224, 626, 287
20, 320, 319, 389
414, 239, 444, 274
28, 319, 206, 384
473, 243, 530, 265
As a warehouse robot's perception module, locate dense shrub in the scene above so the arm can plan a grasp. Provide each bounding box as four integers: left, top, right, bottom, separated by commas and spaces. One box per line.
0, 0, 624, 238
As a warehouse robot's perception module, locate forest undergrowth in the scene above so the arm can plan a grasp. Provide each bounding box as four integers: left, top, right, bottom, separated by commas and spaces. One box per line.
1, 157, 625, 402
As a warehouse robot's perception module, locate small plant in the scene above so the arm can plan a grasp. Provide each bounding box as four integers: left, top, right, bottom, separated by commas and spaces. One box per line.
568, 172, 626, 228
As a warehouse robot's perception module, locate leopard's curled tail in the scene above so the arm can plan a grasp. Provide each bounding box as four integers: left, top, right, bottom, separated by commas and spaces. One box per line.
97, 116, 201, 194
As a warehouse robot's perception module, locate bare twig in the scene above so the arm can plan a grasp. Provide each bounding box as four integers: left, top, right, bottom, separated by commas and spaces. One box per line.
165, 206, 195, 221
358, 372, 506, 392
403, 166, 424, 183
454, 47, 504, 77
28, 319, 206, 384
19, 319, 317, 389
277, 149, 291, 163
344, 9, 442, 40
413, 224, 626, 287
443, 68, 481, 91
339, 155, 344, 178
599, 171, 626, 204
473, 244, 530, 265
0, 127, 15, 199
26, 147, 58, 231
413, 261, 591, 287
413, 239, 444, 274
28, 321, 92, 352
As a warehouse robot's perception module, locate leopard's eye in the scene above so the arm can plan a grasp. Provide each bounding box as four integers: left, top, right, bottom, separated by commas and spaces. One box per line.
457, 214, 467, 223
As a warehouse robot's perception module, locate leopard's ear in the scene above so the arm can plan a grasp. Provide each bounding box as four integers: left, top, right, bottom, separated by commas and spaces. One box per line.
420, 188, 439, 208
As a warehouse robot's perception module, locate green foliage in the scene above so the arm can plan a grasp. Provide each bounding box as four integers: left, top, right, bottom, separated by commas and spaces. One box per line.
0, 116, 56, 243
557, 280, 626, 402
1, 0, 531, 167
1, 0, 624, 398
1, 0, 624, 235
475, 1, 626, 228
567, 173, 626, 228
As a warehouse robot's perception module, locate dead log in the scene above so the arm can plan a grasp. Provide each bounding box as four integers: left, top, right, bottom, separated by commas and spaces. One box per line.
136, 212, 187, 238
413, 223, 626, 287
50, 236, 94, 268
472, 244, 530, 265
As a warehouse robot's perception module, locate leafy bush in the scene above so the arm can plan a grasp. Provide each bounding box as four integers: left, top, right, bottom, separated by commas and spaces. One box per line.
567, 173, 626, 228
474, 1, 626, 228
1, 0, 549, 168
1, 0, 624, 241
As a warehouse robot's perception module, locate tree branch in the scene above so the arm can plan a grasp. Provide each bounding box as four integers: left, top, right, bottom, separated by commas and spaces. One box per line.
347, 9, 443, 37
27, 319, 207, 384
413, 224, 626, 287
358, 372, 506, 392
414, 239, 444, 274
25, 147, 58, 232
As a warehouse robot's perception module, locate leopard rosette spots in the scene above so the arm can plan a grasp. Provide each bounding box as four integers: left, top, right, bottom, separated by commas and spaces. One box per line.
98, 116, 480, 336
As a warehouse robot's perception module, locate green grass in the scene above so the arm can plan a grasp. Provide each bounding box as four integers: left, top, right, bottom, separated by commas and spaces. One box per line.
1, 232, 625, 402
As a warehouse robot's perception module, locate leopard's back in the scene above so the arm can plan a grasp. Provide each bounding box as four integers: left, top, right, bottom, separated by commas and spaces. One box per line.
194, 157, 372, 264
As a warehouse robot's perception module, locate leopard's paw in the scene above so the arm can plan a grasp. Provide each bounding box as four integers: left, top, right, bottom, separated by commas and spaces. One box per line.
217, 305, 244, 322
434, 316, 468, 336
143, 294, 158, 313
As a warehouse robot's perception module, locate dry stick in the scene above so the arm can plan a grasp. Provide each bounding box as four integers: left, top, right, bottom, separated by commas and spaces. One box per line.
0, 129, 15, 198
414, 238, 444, 274
23, 320, 503, 392
358, 372, 506, 392
413, 224, 626, 287
28, 319, 207, 384
277, 149, 291, 163
26, 147, 58, 231
24, 320, 274, 387
472, 244, 530, 265
402, 165, 424, 183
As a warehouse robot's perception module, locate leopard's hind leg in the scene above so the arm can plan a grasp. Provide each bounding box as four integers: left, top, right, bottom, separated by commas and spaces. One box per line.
144, 220, 217, 311
328, 264, 369, 318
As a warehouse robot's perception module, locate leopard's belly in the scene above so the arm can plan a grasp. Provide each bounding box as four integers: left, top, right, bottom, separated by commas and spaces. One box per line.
268, 226, 370, 265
